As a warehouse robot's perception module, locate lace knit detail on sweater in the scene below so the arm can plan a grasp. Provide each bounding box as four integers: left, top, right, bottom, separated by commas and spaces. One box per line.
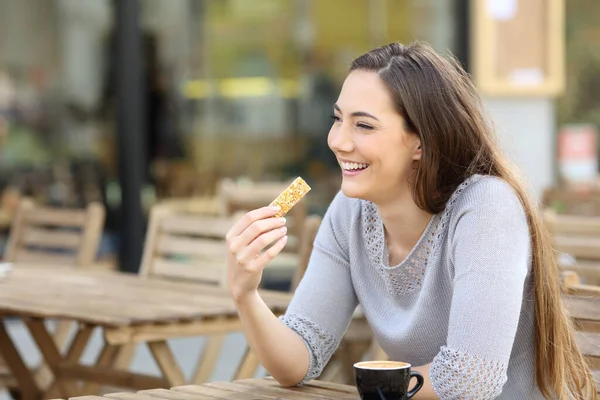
362, 176, 479, 296
431, 346, 508, 399
279, 313, 338, 382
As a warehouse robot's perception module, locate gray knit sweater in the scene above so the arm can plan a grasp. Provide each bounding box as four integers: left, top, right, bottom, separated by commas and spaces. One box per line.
280, 175, 545, 399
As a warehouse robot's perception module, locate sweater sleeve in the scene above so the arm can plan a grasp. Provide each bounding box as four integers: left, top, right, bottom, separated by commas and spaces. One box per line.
279, 192, 359, 383
430, 177, 531, 399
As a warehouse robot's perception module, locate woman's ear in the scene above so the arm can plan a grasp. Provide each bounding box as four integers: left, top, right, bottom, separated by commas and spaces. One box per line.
413, 141, 422, 161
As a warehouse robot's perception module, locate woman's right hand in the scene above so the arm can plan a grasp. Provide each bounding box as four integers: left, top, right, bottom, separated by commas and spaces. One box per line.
226, 206, 288, 303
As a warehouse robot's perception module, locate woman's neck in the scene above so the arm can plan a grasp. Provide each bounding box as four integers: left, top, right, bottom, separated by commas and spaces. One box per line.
375, 191, 433, 258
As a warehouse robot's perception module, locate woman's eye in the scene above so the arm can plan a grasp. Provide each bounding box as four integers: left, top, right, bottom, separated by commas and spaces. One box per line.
330, 115, 341, 123
357, 123, 374, 130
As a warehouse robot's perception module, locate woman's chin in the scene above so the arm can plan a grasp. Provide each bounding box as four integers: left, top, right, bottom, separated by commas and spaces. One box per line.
340, 180, 367, 199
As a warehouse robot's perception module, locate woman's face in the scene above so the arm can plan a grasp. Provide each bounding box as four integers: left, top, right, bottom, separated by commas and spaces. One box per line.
328, 70, 421, 204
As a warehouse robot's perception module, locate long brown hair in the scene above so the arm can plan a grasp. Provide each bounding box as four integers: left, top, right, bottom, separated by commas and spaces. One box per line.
351, 41, 597, 399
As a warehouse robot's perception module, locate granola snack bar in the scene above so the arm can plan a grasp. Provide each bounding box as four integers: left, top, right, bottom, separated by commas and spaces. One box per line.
269, 177, 311, 218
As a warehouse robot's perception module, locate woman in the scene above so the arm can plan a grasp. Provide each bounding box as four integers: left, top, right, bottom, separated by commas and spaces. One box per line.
225, 42, 597, 399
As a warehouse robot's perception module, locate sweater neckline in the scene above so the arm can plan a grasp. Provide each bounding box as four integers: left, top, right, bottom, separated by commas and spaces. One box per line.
361, 175, 482, 295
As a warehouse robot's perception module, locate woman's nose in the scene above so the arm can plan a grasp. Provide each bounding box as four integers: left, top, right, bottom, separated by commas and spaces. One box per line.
328, 126, 354, 154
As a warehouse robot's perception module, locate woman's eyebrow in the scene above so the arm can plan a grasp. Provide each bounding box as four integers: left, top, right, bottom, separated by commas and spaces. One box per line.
333, 103, 380, 121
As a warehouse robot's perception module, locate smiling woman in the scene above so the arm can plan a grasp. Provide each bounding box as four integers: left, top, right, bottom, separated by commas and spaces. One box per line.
225, 41, 598, 400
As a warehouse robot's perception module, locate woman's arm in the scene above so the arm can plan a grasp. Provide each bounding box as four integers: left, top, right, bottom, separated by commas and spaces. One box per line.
429, 178, 530, 398
227, 193, 358, 385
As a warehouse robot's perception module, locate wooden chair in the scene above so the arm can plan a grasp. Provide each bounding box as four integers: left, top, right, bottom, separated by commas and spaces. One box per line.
1, 198, 105, 392
544, 209, 600, 285
5, 198, 105, 267
139, 205, 233, 285
81, 205, 236, 394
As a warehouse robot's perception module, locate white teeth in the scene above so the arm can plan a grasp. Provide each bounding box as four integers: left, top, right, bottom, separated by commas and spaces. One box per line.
341, 161, 369, 171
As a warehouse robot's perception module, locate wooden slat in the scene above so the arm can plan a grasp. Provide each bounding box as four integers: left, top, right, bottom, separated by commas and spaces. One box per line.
14, 250, 76, 266
156, 235, 226, 259
548, 214, 600, 236
138, 388, 215, 400
59, 363, 168, 390
565, 284, 600, 298
160, 215, 232, 238
555, 236, 600, 259
105, 393, 166, 400
173, 384, 266, 400
22, 227, 82, 248
23, 208, 87, 227
575, 332, 600, 369
576, 333, 600, 357
206, 381, 314, 400
234, 378, 357, 399
151, 259, 224, 285
104, 318, 242, 345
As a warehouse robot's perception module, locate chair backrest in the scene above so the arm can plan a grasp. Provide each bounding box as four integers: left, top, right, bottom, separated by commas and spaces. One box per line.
140, 205, 234, 286
544, 209, 600, 260
217, 179, 307, 254
290, 215, 321, 292
5, 198, 105, 267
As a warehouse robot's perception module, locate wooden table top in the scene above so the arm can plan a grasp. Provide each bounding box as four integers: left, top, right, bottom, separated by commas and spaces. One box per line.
0, 265, 291, 328
69, 378, 360, 400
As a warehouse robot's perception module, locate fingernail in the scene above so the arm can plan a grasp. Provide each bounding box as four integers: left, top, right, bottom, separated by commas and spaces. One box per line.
278, 217, 286, 224
280, 226, 287, 233
271, 206, 281, 212
281, 235, 288, 243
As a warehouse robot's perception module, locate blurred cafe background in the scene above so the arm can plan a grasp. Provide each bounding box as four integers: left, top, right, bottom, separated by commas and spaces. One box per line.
0, 0, 598, 276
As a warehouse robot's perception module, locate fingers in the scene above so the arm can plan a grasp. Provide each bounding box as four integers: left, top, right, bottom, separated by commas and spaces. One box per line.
230, 217, 286, 253
242, 235, 288, 273
235, 225, 288, 265
226, 206, 281, 239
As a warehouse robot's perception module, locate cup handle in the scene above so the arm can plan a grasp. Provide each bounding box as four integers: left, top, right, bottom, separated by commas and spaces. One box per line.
408, 371, 424, 398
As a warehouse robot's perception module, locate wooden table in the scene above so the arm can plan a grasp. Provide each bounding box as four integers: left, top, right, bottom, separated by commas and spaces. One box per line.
0, 265, 291, 400
67, 378, 360, 400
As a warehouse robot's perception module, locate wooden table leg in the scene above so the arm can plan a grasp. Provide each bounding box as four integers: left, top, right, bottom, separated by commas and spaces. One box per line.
147, 341, 186, 387
25, 318, 80, 399
44, 325, 94, 399
191, 334, 226, 384
235, 347, 260, 380
0, 319, 41, 400
81, 341, 120, 394
34, 320, 77, 392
